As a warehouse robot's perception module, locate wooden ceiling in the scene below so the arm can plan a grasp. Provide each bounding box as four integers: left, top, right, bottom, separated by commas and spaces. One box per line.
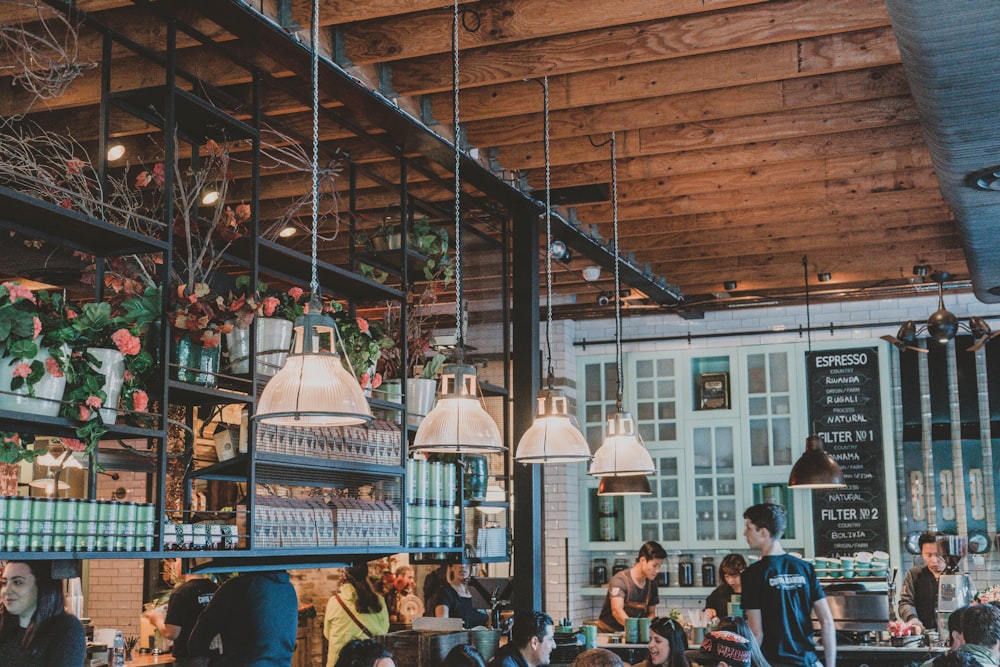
0, 0, 974, 319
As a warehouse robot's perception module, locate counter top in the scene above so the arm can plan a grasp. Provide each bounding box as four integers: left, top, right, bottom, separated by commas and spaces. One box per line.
126, 654, 176, 666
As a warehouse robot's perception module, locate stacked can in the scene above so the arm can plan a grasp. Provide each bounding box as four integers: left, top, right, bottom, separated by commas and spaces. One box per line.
0, 497, 155, 552
405, 458, 458, 549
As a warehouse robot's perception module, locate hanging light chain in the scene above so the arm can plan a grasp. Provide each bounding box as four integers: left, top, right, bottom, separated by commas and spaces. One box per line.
309, 0, 320, 297
611, 132, 623, 407
803, 255, 812, 351
543, 76, 555, 386
452, 0, 463, 358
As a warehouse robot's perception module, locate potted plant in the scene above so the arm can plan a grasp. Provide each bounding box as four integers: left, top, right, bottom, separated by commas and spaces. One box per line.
223, 276, 307, 377
328, 303, 395, 396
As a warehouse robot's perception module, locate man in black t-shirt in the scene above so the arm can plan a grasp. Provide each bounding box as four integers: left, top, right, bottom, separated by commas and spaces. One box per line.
145, 565, 218, 667
741, 503, 835, 667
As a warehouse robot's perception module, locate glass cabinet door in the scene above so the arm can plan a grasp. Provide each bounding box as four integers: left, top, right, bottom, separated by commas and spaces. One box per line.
691, 423, 740, 543
631, 355, 679, 445
638, 452, 684, 546
744, 350, 793, 468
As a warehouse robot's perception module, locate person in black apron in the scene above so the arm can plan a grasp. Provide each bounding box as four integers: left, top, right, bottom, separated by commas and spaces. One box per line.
598, 541, 666, 633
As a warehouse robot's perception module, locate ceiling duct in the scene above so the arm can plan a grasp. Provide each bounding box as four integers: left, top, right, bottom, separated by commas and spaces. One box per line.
883, 0, 1000, 302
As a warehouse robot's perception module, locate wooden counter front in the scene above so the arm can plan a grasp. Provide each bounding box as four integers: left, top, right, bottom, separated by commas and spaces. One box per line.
126, 653, 176, 666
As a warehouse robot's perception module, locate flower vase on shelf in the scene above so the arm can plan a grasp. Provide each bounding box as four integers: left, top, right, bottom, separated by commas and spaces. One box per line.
406, 377, 437, 427
0, 341, 68, 417
225, 317, 292, 377
86, 347, 125, 426
173, 335, 221, 387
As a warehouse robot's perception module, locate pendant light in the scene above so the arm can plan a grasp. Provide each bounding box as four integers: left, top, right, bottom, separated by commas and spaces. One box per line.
788, 256, 845, 489
255, 0, 371, 428
588, 133, 654, 485
410, 0, 503, 454
514, 76, 590, 465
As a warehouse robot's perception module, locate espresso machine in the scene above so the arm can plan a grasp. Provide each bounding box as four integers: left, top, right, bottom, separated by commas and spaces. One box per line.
937, 535, 974, 632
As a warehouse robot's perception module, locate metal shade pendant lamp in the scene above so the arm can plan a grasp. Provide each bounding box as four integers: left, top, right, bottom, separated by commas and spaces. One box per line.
788, 256, 845, 489
598, 474, 652, 496
411, 0, 503, 455
588, 133, 654, 485
514, 77, 590, 464
255, 0, 371, 428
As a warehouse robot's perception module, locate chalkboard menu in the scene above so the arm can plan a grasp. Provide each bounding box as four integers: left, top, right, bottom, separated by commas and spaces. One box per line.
806, 348, 889, 557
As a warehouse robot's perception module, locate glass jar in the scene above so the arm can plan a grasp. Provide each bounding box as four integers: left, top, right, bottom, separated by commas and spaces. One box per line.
613, 557, 629, 575
678, 555, 694, 587
592, 558, 609, 586
702, 556, 716, 587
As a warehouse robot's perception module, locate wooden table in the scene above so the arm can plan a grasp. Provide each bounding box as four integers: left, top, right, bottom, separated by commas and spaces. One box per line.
126, 653, 176, 666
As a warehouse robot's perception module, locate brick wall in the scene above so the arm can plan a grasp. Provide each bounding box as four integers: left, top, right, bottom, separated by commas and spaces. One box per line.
85, 469, 149, 635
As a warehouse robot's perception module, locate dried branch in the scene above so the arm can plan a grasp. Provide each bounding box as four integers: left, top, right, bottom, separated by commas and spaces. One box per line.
0, 1, 96, 104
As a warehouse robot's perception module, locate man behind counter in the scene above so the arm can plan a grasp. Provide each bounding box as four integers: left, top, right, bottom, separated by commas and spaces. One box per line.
899, 532, 949, 632
597, 541, 666, 633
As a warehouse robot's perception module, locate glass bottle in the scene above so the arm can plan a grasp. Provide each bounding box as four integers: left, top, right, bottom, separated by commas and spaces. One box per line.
702, 556, 716, 587
592, 558, 609, 586
678, 555, 694, 587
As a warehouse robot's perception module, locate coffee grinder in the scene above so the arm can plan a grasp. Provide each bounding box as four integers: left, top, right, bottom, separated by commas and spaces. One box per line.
937, 535, 973, 633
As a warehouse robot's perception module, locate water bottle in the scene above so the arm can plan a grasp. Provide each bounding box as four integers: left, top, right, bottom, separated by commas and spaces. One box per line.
112, 630, 125, 667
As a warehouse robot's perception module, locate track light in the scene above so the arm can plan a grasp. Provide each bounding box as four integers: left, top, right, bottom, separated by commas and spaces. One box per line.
723, 280, 737, 291
582, 266, 601, 282
549, 239, 571, 261
817, 272, 831, 282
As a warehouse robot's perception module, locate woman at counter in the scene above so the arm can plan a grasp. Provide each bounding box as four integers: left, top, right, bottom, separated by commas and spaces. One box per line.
430, 562, 488, 629
705, 555, 747, 620
633, 617, 690, 667
0, 560, 86, 667
325, 564, 390, 667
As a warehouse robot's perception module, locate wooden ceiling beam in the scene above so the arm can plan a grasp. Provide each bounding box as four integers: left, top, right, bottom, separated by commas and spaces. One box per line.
382, 0, 891, 95
341, 0, 776, 65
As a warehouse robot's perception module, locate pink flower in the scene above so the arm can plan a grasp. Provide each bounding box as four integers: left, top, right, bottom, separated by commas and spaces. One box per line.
60, 198, 73, 209
152, 162, 165, 186
360, 372, 371, 387
3, 433, 20, 445
132, 390, 149, 412
32, 316, 41, 339
235, 204, 251, 221
3, 282, 36, 304
85, 396, 103, 409
135, 170, 152, 187
66, 157, 85, 175
288, 287, 304, 301
356, 317, 369, 334
111, 328, 141, 356
62, 438, 85, 451
12, 363, 30, 378
123, 369, 133, 382
200, 330, 221, 349
371, 372, 383, 390
45, 357, 63, 378
78, 405, 90, 420
261, 296, 280, 317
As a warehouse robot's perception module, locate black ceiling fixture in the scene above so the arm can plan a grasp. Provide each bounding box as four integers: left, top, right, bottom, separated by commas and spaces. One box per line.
881, 272, 1000, 352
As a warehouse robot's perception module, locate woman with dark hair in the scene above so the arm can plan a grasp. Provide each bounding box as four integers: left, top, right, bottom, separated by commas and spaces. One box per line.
715, 616, 771, 667
705, 554, 747, 620
334, 638, 396, 667
430, 561, 489, 629
633, 617, 690, 667
444, 643, 487, 667
325, 563, 390, 667
0, 560, 86, 667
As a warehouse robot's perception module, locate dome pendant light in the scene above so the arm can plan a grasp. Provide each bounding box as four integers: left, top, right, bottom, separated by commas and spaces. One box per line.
588, 133, 654, 488
411, 0, 504, 455
598, 474, 652, 496
515, 76, 590, 465
788, 256, 845, 489
255, 0, 371, 428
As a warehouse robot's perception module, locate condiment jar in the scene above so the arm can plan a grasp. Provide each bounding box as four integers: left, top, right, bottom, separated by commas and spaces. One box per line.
592, 558, 609, 586
613, 557, 629, 575
678, 555, 694, 586
701, 556, 716, 587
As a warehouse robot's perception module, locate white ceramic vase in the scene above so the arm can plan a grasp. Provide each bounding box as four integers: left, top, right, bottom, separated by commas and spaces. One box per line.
0, 340, 68, 418
87, 347, 126, 426
406, 377, 438, 427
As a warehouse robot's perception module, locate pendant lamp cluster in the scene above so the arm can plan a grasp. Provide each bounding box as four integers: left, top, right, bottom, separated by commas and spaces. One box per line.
788, 256, 845, 490
513, 77, 590, 465
585, 134, 654, 496
254, 0, 372, 429
410, 0, 503, 455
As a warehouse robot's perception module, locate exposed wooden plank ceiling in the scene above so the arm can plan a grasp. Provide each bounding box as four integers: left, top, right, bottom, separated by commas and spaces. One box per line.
0, 0, 983, 320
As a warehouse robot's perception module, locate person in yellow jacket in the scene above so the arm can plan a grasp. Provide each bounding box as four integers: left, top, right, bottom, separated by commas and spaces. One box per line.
325, 563, 390, 667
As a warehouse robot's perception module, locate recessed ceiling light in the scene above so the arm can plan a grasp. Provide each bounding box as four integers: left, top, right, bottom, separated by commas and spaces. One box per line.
278, 226, 297, 238
107, 144, 126, 161
200, 188, 220, 206
723, 280, 737, 291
